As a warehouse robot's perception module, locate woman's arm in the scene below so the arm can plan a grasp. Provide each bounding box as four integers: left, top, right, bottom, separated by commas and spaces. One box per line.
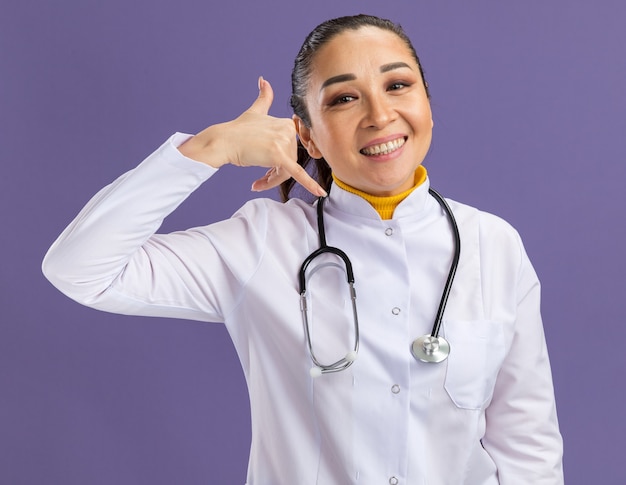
42, 79, 323, 320
481, 243, 564, 483
42, 134, 221, 320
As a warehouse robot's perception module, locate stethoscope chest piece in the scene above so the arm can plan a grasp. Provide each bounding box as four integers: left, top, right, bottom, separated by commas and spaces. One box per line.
411, 335, 450, 363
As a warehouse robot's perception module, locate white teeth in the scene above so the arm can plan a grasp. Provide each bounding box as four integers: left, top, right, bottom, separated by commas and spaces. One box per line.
361, 137, 405, 156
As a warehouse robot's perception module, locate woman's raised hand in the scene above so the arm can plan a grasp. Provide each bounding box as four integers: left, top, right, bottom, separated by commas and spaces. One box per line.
178, 77, 326, 197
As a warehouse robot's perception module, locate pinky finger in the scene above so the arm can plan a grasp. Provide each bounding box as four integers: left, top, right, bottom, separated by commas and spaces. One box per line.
251, 167, 290, 192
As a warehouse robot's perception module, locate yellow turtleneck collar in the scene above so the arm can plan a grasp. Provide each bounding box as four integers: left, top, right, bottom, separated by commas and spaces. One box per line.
332, 166, 427, 220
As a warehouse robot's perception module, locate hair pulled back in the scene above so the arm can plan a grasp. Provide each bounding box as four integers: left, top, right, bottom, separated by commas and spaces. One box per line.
280, 14, 430, 202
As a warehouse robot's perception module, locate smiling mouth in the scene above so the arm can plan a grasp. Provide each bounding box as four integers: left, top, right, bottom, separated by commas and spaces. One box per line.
360, 137, 406, 156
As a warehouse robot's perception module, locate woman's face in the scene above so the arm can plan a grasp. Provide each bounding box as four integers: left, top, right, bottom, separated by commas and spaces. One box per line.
296, 27, 433, 197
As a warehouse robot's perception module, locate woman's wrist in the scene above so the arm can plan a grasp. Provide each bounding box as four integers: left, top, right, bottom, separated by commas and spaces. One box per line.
177, 124, 229, 169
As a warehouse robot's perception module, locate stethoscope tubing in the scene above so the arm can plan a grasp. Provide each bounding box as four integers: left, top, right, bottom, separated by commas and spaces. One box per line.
299, 195, 359, 374
299, 186, 460, 374
426, 188, 461, 339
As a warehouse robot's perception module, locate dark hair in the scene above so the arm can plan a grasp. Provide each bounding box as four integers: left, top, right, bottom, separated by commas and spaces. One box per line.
280, 14, 430, 202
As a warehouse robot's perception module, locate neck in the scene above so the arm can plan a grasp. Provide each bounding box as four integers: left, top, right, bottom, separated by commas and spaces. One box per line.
332, 166, 427, 220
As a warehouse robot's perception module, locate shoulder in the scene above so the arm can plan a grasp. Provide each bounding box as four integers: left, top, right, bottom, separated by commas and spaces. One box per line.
447, 198, 521, 238
445, 198, 540, 304
446, 198, 526, 264
230, 196, 317, 232
235, 195, 314, 217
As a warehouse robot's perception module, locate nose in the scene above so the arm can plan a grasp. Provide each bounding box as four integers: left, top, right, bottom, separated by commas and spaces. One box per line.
361, 93, 396, 129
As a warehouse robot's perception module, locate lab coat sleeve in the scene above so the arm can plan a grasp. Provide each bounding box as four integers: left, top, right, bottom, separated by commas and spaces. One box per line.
42, 133, 266, 322
481, 236, 564, 484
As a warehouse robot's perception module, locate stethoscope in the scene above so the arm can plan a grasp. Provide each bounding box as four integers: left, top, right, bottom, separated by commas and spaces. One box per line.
299, 187, 461, 377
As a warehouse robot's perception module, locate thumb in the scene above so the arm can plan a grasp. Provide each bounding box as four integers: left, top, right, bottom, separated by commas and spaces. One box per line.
247, 76, 274, 115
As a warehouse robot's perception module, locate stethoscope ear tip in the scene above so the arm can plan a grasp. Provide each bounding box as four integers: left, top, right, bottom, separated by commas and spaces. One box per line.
310, 366, 323, 378
345, 350, 357, 362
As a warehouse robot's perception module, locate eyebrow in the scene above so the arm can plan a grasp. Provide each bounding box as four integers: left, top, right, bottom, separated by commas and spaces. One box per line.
320, 73, 356, 90
380, 61, 412, 73
320, 62, 413, 91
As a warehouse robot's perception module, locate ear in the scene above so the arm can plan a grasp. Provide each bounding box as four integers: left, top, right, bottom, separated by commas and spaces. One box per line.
293, 115, 323, 159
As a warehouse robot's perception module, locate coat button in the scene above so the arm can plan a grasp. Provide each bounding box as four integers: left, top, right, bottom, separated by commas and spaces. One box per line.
391, 307, 401, 315
385, 227, 394, 236
389, 477, 399, 485
391, 384, 401, 394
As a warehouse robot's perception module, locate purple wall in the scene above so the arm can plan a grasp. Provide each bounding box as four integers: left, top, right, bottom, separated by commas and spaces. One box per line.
2, 1, 624, 483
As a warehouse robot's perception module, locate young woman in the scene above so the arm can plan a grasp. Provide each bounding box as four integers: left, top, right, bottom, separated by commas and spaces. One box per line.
43, 14, 563, 484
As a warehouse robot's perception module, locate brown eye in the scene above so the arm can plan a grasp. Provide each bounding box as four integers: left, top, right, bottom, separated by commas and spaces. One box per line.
388, 82, 410, 91
331, 95, 356, 105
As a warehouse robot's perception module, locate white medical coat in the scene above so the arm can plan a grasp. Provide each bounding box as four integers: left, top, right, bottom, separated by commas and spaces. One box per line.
43, 134, 564, 484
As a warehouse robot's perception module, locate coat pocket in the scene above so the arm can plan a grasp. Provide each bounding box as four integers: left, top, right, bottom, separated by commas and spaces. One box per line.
442, 319, 506, 410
